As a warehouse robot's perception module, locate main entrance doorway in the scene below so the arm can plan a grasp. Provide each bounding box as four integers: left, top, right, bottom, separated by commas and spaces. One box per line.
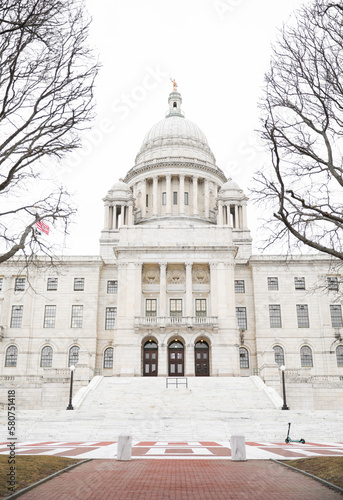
195, 340, 209, 376
143, 340, 158, 376
168, 340, 184, 376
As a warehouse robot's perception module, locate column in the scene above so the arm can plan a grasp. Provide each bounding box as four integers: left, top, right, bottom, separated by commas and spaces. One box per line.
128, 203, 134, 225
242, 203, 248, 228
209, 262, 218, 317
134, 263, 143, 316
192, 176, 198, 216
204, 178, 210, 218
217, 201, 224, 225
159, 263, 167, 317
234, 205, 239, 228
179, 174, 185, 215
153, 175, 158, 216
166, 174, 172, 215
141, 179, 146, 217
104, 203, 110, 229
185, 262, 193, 317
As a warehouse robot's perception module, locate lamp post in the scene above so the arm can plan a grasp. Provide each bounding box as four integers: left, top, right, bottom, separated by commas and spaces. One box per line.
66, 365, 75, 410
280, 365, 289, 410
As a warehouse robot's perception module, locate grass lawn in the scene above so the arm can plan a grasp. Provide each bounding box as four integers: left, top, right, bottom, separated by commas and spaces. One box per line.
0, 455, 82, 498
281, 457, 343, 489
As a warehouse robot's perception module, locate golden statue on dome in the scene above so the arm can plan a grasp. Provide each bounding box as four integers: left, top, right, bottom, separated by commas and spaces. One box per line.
170, 78, 178, 92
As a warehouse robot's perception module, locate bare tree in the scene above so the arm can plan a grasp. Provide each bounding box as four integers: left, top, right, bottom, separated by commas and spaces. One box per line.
0, 0, 99, 264
252, 0, 343, 261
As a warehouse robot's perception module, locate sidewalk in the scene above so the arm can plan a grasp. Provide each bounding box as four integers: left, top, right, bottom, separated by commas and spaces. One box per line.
16, 459, 342, 500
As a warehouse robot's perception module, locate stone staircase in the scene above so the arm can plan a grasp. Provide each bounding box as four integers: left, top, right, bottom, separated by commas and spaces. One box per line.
1, 376, 342, 442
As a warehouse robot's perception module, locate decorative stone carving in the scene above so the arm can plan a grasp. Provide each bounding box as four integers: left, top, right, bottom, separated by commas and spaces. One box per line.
167, 264, 185, 284
143, 264, 160, 284
192, 264, 210, 284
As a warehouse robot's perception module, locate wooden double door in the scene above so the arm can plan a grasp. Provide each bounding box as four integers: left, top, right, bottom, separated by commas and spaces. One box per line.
195, 341, 209, 376
168, 341, 184, 376
143, 341, 158, 376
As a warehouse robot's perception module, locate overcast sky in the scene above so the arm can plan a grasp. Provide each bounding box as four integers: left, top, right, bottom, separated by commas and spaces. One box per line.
56, 0, 308, 255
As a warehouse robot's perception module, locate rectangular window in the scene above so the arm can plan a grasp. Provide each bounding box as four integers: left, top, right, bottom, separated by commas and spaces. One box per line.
44, 305, 56, 328
0, 277, 3, 291
14, 277, 25, 291
327, 276, 339, 291
294, 277, 305, 290
170, 299, 182, 317
146, 299, 157, 317
268, 277, 278, 291
269, 305, 281, 328
173, 191, 178, 205
162, 192, 166, 205
47, 278, 58, 291
236, 307, 247, 330
330, 305, 343, 328
74, 278, 85, 291
184, 192, 189, 205
105, 307, 117, 329
146, 194, 149, 207
107, 280, 118, 293
195, 299, 207, 317
11, 305, 23, 328
71, 305, 83, 328
234, 280, 245, 293
297, 304, 309, 328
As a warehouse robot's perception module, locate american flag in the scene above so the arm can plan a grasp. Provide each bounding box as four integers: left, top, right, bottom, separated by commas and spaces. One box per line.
36, 220, 50, 235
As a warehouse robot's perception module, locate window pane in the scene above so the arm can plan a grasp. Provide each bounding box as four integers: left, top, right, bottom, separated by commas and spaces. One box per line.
336, 346, 343, 367
162, 192, 166, 205
327, 277, 339, 291
268, 277, 278, 290
236, 307, 247, 329
195, 299, 206, 317
330, 305, 343, 328
71, 305, 83, 328
146, 299, 157, 317
47, 278, 58, 291
173, 192, 178, 205
74, 278, 85, 291
11, 305, 23, 328
269, 305, 281, 328
294, 277, 305, 290
41, 346, 53, 367
0, 277, 3, 291
14, 277, 25, 291
105, 307, 117, 329
170, 299, 182, 316
300, 346, 313, 367
103, 347, 113, 368
234, 280, 245, 293
69, 346, 79, 366
296, 304, 309, 328
44, 305, 56, 328
239, 347, 249, 368
107, 280, 118, 293
184, 192, 189, 205
273, 345, 284, 366
5, 346, 18, 367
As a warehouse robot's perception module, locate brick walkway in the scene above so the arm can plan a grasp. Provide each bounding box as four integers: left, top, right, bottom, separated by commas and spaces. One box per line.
18, 459, 342, 499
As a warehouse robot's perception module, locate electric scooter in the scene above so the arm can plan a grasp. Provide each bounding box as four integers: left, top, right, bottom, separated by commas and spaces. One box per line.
285, 422, 305, 444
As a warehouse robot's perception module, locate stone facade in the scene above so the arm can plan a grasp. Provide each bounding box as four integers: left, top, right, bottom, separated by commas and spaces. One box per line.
0, 90, 342, 409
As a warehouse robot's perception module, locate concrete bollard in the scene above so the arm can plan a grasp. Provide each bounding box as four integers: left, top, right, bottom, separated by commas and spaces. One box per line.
230, 435, 246, 461
117, 435, 132, 461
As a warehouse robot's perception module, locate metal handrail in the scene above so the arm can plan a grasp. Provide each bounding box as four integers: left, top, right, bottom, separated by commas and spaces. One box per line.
166, 377, 188, 389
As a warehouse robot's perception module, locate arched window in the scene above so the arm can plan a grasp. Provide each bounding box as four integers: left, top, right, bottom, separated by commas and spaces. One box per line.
273, 345, 284, 366
40, 346, 53, 367
69, 346, 79, 367
336, 345, 343, 367
239, 347, 249, 368
103, 347, 114, 369
300, 345, 313, 367
5, 345, 18, 367
173, 102, 177, 108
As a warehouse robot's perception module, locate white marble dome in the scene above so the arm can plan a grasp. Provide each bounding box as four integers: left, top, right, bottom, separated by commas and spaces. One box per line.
134, 95, 216, 167
106, 179, 131, 201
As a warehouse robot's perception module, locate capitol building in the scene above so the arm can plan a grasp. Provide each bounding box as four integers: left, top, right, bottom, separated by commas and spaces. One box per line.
0, 89, 343, 411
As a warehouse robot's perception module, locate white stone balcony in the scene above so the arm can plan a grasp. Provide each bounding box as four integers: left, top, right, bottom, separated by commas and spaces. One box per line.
134, 316, 219, 330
